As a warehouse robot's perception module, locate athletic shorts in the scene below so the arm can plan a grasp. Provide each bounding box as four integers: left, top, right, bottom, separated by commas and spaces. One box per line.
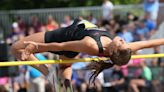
44, 28, 79, 58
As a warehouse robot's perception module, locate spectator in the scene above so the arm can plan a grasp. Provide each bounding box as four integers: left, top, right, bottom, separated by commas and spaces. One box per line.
102, 0, 114, 21
144, 0, 159, 22
151, 59, 160, 80
110, 65, 125, 92
60, 15, 73, 27
87, 14, 97, 24
14, 65, 28, 92
27, 53, 46, 92
150, 59, 161, 92
159, 61, 164, 80
12, 22, 21, 33
97, 68, 114, 92
126, 12, 139, 24
72, 70, 87, 92
121, 51, 144, 77
117, 26, 134, 43
153, 46, 162, 66
127, 22, 139, 41
108, 19, 120, 33
143, 12, 157, 37
0, 27, 4, 43
104, 24, 116, 38
136, 20, 150, 40
158, 61, 164, 92
0, 77, 9, 91
25, 26, 35, 36
96, 18, 103, 28
128, 61, 152, 92
16, 16, 26, 32
30, 15, 42, 32
6, 23, 25, 45
28, 66, 45, 92
40, 25, 47, 32
46, 15, 59, 31
144, 12, 157, 31
0, 85, 8, 92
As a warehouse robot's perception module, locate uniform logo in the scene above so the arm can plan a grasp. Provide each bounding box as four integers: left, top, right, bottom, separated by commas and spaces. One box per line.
94, 32, 99, 36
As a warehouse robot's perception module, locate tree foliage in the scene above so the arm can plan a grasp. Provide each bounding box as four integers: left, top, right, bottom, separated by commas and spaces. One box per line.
0, 0, 141, 10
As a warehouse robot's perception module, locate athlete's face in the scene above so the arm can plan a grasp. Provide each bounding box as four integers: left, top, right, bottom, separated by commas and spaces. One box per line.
109, 36, 128, 55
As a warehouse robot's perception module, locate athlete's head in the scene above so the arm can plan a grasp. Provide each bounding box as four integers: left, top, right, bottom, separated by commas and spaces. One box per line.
85, 36, 132, 84
109, 36, 132, 66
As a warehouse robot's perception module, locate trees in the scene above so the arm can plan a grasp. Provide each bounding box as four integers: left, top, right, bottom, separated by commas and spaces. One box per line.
0, 0, 141, 10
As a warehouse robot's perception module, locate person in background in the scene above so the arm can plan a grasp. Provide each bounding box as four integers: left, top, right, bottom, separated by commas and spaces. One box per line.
121, 50, 144, 78
150, 59, 161, 92
158, 61, 164, 92
128, 60, 152, 92
97, 68, 113, 92
110, 65, 125, 92
60, 15, 73, 27
87, 14, 97, 24
144, 0, 159, 22
136, 20, 150, 40
46, 15, 59, 31
117, 25, 134, 43
0, 85, 8, 92
102, 0, 114, 23
0, 77, 9, 92
143, 12, 157, 37
151, 58, 160, 81
6, 22, 25, 45
14, 65, 28, 92
144, 12, 157, 31
126, 21, 140, 42
108, 19, 120, 33
28, 53, 46, 92
30, 15, 42, 32
153, 46, 162, 66
126, 12, 139, 25
16, 16, 26, 32
25, 27, 35, 36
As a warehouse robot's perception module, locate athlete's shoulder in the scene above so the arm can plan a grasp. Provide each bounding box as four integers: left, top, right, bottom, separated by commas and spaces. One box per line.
78, 19, 97, 29
72, 18, 97, 29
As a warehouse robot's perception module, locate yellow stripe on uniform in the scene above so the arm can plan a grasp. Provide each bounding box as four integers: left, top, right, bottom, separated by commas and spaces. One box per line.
78, 20, 97, 28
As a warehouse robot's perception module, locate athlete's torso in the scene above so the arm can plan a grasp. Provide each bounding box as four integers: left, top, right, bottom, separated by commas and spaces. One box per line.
45, 18, 112, 58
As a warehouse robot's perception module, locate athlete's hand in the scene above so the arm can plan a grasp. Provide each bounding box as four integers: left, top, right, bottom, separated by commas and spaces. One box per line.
21, 41, 38, 60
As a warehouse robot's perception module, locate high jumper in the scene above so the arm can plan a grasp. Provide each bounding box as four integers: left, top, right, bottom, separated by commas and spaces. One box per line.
11, 18, 164, 91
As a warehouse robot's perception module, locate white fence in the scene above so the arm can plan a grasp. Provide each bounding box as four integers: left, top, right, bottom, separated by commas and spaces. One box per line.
0, 4, 144, 36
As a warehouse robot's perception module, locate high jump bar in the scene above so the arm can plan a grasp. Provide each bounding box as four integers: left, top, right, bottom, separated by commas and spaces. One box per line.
0, 53, 164, 67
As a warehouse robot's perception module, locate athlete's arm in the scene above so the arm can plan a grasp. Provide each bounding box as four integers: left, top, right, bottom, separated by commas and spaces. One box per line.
24, 37, 97, 55
128, 38, 164, 51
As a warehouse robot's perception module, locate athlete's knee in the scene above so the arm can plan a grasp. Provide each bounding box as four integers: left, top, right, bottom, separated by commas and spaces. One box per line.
11, 43, 18, 55
11, 40, 24, 56
58, 64, 72, 80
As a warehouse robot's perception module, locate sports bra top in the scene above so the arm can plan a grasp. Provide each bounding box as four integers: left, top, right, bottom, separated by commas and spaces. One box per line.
64, 18, 112, 55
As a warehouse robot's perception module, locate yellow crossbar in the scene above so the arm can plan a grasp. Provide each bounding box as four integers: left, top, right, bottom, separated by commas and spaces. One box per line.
0, 54, 164, 67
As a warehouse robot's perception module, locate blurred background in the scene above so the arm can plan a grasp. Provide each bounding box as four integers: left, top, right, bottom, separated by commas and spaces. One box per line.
0, 0, 164, 92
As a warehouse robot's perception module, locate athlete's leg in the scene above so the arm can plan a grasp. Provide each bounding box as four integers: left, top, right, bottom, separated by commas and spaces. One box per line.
58, 55, 80, 92
11, 32, 48, 75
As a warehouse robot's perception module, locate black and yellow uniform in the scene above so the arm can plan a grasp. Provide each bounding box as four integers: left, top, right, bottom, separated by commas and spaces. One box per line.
44, 18, 112, 58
